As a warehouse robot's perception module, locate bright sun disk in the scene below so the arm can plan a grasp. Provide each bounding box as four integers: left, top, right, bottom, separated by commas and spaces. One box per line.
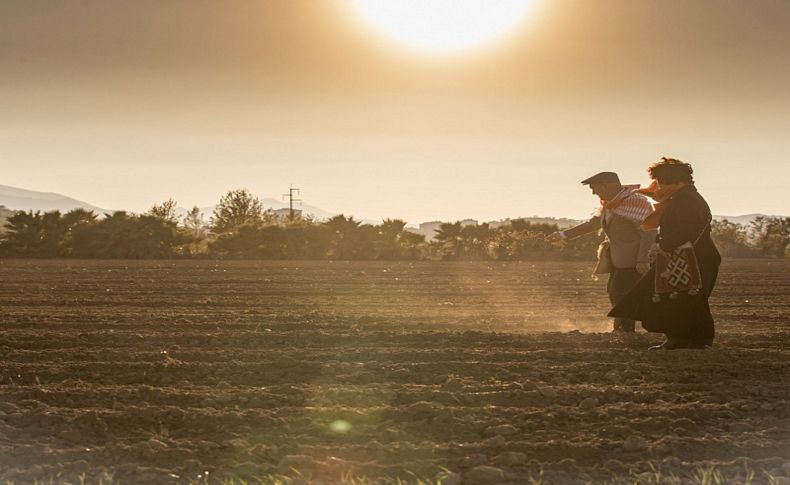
350, 0, 539, 55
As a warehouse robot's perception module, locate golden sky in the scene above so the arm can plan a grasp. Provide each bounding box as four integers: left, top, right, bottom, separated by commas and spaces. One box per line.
1, 0, 788, 221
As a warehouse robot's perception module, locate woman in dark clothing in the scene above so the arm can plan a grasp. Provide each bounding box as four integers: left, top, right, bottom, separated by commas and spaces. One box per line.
609, 158, 722, 349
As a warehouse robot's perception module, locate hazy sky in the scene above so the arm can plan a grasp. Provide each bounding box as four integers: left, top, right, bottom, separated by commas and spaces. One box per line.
2, 0, 788, 222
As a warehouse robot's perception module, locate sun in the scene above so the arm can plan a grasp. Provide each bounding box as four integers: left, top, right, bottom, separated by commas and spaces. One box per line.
349, 0, 539, 55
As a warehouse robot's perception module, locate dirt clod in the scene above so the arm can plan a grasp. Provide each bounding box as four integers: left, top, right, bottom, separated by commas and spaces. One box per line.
623, 435, 648, 451
435, 471, 462, 485
464, 465, 506, 483
486, 424, 518, 436
494, 451, 527, 466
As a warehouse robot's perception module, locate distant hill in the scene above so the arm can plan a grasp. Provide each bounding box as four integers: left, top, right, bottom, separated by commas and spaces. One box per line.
410, 216, 585, 241
487, 216, 584, 230
0, 184, 113, 214
713, 213, 784, 226
0, 184, 352, 223
259, 198, 340, 222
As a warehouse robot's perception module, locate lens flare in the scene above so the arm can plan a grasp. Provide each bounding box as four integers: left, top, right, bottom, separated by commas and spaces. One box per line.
330, 419, 352, 433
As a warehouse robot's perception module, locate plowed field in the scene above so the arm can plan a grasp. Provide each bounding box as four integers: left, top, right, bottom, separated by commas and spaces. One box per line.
1, 259, 788, 484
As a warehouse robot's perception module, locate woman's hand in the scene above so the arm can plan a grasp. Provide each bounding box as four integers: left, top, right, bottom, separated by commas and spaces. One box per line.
648, 243, 659, 265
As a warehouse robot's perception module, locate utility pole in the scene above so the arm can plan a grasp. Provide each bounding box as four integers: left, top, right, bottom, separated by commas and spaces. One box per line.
282, 185, 302, 220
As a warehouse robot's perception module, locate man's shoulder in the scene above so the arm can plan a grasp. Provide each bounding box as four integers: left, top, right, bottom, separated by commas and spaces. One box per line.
609, 212, 641, 226
624, 191, 651, 203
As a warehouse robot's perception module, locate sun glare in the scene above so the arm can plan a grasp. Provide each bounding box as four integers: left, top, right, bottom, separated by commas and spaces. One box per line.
349, 0, 539, 55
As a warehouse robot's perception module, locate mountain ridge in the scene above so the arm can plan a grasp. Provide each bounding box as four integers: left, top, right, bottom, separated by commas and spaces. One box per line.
0, 184, 113, 214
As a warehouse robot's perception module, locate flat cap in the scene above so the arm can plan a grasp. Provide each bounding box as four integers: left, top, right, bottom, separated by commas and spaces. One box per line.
581, 171, 620, 185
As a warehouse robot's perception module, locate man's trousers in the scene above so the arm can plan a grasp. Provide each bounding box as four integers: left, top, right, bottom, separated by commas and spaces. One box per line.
607, 267, 642, 331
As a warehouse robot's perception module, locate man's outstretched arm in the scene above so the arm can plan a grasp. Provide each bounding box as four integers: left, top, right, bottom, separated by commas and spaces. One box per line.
547, 216, 601, 242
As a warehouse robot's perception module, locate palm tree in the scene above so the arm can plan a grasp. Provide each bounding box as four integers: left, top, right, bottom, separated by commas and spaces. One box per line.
398, 230, 427, 260
0, 211, 44, 256
460, 223, 491, 260
0, 210, 70, 257
376, 218, 407, 259
60, 209, 98, 256
324, 215, 363, 259
433, 222, 463, 260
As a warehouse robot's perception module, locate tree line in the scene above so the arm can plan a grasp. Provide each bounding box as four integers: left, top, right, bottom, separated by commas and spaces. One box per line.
0, 190, 787, 260
709, 217, 789, 259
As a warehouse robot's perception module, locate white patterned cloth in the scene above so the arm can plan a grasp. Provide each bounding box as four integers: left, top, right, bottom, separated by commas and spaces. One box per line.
598, 185, 654, 224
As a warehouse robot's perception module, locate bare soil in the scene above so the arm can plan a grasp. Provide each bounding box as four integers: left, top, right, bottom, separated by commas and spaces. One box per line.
0, 259, 788, 484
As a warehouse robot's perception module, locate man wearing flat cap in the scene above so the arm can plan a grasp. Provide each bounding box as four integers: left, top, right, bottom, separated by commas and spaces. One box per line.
549, 171, 656, 332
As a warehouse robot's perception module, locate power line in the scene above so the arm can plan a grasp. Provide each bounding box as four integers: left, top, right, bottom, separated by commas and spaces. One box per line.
282, 185, 302, 220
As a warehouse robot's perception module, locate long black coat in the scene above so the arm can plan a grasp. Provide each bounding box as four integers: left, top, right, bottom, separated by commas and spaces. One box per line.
609, 185, 721, 339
